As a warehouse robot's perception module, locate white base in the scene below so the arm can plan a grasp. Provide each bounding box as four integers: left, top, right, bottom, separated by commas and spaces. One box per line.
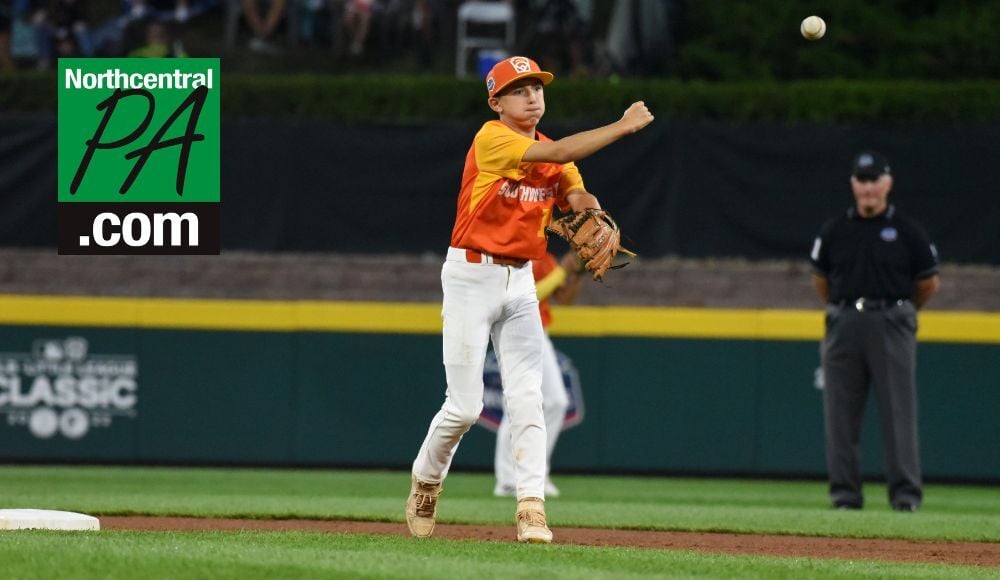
0, 509, 100, 531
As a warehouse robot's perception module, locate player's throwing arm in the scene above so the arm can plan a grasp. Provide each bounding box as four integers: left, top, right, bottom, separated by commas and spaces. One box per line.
544, 102, 652, 281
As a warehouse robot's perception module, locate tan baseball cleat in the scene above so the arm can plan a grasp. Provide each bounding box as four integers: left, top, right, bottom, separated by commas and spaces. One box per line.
515, 497, 553, 543
405, 476, 442, 538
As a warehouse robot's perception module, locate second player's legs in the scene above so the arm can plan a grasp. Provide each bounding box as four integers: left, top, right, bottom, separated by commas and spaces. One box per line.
494, 412, 515, 492
540, 333, 569, 471
495, 333, 569, 493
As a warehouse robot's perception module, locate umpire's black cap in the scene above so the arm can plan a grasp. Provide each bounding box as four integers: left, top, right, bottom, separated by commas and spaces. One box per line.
851, 151, 891, 178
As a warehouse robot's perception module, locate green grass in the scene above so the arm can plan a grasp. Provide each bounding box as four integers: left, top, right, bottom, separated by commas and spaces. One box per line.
1, 466, 998, 542
0, 530, 994, 580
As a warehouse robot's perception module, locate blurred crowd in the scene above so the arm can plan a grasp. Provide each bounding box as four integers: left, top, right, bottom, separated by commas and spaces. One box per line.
0, 0, 680, 77
0, 0, 210, 70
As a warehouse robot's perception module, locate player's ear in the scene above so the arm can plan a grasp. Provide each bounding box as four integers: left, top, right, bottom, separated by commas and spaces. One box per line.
488, 97, 502, 114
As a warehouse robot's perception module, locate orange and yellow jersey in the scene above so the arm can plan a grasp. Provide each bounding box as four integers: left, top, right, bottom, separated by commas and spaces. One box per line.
450, 120, 585, 261
532, 252, 561, 328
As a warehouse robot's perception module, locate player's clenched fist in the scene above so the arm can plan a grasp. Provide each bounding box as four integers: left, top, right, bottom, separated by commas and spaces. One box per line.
620, 101, 654, 133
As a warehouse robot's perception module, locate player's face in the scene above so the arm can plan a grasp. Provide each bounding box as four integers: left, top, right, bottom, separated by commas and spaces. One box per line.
850, 174, 892, 217
495, 80, 546, 126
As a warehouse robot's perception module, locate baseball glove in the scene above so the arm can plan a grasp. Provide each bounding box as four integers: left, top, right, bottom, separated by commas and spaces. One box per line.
546, 209, 635, 281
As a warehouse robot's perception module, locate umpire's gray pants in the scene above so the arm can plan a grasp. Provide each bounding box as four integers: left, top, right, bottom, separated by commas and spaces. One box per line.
821, 301, 922, 508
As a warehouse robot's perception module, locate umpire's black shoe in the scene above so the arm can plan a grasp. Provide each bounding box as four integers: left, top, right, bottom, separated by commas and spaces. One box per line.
892, 502, 918, 512
833, 501, 862, 510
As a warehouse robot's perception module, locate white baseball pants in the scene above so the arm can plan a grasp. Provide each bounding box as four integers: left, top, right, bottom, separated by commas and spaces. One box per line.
412, 247, 548, 500
495, 332, 569, 490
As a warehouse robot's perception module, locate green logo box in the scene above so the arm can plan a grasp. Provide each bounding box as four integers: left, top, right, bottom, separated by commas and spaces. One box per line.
57, 58, 220, 254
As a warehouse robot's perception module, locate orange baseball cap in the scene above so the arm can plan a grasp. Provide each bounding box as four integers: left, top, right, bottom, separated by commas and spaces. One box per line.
486, 56, 554, 98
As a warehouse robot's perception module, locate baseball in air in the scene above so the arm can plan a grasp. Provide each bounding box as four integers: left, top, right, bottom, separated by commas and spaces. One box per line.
800, 16, 826, 40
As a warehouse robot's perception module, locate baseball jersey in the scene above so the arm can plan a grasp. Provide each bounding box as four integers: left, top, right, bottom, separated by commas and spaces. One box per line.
450, 121, 584, 260
532, 252, 566, 328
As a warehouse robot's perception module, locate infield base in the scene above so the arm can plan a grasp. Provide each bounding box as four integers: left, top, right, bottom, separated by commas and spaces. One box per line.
0, 509, 100, 531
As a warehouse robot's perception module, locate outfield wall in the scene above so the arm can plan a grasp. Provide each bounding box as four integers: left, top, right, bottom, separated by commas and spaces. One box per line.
0, 295, 997, 482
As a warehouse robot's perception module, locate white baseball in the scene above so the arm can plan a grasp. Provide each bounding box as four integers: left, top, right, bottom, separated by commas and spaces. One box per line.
800, 15, 826, 41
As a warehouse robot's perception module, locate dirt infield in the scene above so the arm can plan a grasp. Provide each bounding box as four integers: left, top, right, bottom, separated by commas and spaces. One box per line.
100, 517, 1000, 568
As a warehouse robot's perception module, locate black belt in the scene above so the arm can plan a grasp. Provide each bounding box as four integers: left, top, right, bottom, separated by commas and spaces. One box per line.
835, 298, 907, 312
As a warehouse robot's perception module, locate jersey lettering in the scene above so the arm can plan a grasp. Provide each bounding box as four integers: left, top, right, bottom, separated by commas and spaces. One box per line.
451, 121, 583, 260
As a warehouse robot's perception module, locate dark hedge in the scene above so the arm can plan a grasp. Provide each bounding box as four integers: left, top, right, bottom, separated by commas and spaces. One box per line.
3, 72, 998, 123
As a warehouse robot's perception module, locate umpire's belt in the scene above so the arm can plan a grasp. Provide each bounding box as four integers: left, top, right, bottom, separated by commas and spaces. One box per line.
448, 247, 528, 267
837, 298, 908, 312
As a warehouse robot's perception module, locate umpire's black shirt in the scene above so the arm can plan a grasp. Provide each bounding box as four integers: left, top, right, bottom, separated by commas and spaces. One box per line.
810, 204, 939, 304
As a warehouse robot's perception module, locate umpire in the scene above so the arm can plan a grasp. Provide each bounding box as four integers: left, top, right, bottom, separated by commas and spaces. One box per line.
809, 151, 940, 512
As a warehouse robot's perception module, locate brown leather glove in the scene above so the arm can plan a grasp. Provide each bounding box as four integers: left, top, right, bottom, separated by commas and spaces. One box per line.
546, 209, 635, 281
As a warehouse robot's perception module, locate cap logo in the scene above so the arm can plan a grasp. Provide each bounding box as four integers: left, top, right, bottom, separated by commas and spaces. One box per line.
858, 153, 874, 167
486, 76, 495, 93
880, 227, 898, 242
510, 57, 532, 73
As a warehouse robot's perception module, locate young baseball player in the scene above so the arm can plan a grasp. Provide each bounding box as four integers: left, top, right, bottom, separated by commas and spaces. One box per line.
406, 56, 653, 543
